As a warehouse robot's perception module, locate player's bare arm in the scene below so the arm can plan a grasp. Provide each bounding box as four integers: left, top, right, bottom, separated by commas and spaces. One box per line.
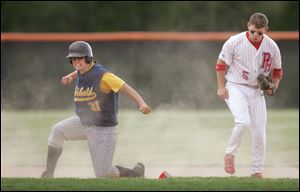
61, 71, 77, 85
216, 59, 229, 100
272, 78, 280, 89
271, 68, 282, 90
120, 83, 151, 114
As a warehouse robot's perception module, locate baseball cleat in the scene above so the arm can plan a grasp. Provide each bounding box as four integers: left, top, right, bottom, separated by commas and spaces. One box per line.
251, 172, 263, 179
132, 162, 145, 178
224, 154, 235, 174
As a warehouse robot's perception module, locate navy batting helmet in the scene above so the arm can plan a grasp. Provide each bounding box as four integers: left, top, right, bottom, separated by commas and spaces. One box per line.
66, 41, 93, 59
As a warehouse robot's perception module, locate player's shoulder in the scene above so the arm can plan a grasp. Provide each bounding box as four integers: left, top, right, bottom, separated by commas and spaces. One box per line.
94, 63, 106, 70
230, 31, 246, 40
263, 34, 279, 47
224, 31, 246, 46
102, 71, 123, 81
103, 71, 114, 77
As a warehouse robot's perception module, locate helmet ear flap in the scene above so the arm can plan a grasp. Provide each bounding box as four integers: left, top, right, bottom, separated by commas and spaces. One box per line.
85, 56, 92, 64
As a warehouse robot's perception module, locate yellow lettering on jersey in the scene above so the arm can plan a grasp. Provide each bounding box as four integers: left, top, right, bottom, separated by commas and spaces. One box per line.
88, 100, 101, 112
74, 86, 97, 102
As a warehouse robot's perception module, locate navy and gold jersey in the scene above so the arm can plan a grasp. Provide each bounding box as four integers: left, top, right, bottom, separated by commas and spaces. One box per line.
74, 63, 120, 126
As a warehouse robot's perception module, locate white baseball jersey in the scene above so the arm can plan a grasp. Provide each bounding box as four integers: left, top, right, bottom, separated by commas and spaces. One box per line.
219, 31, 282, 174
219, 31, 282, 86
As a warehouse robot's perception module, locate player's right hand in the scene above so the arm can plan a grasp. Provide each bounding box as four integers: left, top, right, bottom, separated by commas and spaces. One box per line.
140, 105, 151, 114
217, 87, 229, 100
61, 75, 73, 85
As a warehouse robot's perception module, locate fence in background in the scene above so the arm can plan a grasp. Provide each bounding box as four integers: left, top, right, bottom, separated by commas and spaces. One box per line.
1, 31, 299, 42
1, 32, 299, 109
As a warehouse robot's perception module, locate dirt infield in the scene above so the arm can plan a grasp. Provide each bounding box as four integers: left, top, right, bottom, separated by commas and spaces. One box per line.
2, 165, 298, 179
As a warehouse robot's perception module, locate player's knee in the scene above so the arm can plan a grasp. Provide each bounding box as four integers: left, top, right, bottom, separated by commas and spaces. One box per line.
48, 123, 65, 148
51, 123, 64, 137
235, 120, 250, 129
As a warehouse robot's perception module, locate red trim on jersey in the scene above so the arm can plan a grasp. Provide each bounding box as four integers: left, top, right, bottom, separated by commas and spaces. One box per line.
246, 31, 263, 50
215, 63, 227, 71
272, 68, 282, 80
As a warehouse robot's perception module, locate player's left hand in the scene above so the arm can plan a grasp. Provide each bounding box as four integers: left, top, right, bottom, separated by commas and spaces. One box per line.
257, 73, 277, 96
264, 86, 277, 96
140, 105, 151, 114
61, 75, 74, 85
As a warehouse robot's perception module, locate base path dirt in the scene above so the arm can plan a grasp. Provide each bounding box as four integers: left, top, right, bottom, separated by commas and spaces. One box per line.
1, 165, 299, 179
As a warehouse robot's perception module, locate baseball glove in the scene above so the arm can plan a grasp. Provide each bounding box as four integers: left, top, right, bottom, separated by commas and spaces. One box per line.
257, 73, 276, 96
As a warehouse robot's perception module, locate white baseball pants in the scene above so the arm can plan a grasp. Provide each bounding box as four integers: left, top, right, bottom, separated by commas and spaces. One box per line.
224, 81, 267, 174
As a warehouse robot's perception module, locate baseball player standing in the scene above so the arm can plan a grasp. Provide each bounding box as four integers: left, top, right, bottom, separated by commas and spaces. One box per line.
41, 41, 151, 178
215, 13, 283, 178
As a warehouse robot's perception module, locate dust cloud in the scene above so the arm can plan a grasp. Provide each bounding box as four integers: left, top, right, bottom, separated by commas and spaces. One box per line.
2, 41, 298, 179
2, 41, 224, 111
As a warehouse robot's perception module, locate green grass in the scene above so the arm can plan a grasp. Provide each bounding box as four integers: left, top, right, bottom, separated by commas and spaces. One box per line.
1, 177, 299, 191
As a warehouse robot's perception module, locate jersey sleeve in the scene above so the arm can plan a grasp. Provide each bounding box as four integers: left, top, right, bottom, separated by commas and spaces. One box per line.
100, 72, 126, 93
273, 43, 282, 69
218, 37, 234, 65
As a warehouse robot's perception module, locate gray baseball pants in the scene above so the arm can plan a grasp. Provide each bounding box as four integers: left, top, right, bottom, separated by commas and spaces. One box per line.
48, 116, 120, 177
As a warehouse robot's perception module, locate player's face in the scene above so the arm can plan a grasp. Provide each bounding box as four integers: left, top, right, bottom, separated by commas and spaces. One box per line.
247, 24, 267, 43
71, 57, 89, 72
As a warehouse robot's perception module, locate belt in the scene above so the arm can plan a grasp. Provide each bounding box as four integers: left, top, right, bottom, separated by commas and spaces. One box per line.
239, 84, 259, 89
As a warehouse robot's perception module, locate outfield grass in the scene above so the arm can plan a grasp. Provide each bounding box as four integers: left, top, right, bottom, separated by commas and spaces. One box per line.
1, 177, 299, 191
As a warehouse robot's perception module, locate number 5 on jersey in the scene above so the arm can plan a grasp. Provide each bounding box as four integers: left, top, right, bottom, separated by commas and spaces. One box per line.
242, 70, 249, 80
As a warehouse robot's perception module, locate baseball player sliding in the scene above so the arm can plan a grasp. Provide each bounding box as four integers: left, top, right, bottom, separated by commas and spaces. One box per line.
215, 13, 283, 178
41, 41, 151, 178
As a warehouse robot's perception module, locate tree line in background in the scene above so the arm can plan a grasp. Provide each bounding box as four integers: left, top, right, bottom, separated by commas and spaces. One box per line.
1, 1, 299, 32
